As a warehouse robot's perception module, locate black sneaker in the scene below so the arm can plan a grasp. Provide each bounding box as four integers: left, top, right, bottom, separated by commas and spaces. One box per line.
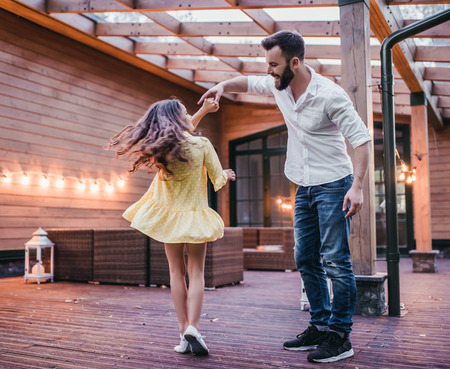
283, 325, 328, 351
307, 331, 354, 363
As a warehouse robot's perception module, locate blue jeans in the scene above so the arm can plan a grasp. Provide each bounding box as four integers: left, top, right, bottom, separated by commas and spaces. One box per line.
294, 174, 356, 334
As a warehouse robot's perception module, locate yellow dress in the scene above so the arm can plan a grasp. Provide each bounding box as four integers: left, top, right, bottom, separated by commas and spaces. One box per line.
122, 133, 228, 244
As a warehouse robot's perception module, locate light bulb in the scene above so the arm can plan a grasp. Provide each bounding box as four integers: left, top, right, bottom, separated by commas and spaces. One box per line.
106, 184, 114, 192
2, 174, 11, 183
411, 174, 416, 182
91, 182, 99, 191
401, 163, 408, 172
78, 181, 85, 190
399, 172, 405, 181
41, 175, 49, 187
118, 178, 125, 187
406, 176, 413, 184
56, 178, 65, 188
21, 174, 30, 185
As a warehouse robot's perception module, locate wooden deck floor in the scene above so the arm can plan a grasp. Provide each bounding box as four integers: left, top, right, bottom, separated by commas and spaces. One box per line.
0, 258, 449, 369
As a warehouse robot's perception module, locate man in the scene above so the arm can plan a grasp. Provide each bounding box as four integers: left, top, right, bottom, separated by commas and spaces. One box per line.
199, 30, 371, 363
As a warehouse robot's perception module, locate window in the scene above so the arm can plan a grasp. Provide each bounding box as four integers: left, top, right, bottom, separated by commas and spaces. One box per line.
229, 126, 294, 227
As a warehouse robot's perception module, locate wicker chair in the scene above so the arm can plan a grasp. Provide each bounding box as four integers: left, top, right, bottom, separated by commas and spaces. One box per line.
149, 227, 244, 288
205, 227, 243, 288
148, 238, 171, 286
243, 227, 296, 271
93, 228, 149, 285
46, 229, 94, 282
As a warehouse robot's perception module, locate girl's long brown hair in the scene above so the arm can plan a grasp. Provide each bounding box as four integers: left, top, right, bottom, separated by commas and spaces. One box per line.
107, 99, 192, 177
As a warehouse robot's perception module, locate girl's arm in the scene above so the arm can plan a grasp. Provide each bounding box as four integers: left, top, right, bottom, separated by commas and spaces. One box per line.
191, 98, 219, 130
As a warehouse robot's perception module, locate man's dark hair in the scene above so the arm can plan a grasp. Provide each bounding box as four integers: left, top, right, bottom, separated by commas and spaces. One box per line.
261, 30, 305, 62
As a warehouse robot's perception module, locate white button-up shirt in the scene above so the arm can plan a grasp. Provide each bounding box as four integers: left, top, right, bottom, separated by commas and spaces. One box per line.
247, 66, 372, 187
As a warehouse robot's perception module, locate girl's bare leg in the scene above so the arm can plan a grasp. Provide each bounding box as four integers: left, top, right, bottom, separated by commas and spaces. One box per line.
186, 243, 207, 329
164, 243, 188, 335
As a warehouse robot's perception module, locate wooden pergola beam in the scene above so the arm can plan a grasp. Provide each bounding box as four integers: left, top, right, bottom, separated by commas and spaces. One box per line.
386, 0, 450, 4
370, 0, 444, 129
46, 0, 339, 13
404, 19, 450, 37
425, 67, 450, 82
166, 57, 236, 72
415, 46, 450, 62
433, 82, 450, 96
95, 21, 347, 38
134, 41, 383, 59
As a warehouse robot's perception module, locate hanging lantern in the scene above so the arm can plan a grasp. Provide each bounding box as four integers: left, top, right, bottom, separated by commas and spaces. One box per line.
24, 228, 54, 284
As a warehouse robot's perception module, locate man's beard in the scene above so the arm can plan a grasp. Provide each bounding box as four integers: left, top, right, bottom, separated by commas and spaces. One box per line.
275, 64, 294, 91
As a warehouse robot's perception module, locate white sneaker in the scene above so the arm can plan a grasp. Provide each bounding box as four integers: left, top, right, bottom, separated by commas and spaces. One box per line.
174, 334, 191, 354
184, 325, 209, 356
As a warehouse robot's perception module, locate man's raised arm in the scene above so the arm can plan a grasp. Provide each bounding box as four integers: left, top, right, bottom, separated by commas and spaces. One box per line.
198, 76, 249, 105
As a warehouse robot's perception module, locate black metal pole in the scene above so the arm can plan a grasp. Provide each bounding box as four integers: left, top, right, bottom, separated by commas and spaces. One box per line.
381, 9, 450, 317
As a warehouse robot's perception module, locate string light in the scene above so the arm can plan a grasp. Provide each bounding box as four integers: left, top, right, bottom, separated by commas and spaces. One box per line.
55, 178, 65, 188
1, 170, 128, 192
395, 149, 416, 184
2, 173, 11, 183
21, 173, 30, 185
91, 181, 99, 192
41, 175, 49, 187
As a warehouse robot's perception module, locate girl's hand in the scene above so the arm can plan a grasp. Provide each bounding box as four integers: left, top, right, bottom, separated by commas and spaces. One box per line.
224, 169, 236, 181
202, 98, 219, 113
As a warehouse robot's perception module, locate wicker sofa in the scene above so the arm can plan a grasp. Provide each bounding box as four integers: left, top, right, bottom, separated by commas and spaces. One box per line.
46, 227, 243, 288
242, 227, 296, 271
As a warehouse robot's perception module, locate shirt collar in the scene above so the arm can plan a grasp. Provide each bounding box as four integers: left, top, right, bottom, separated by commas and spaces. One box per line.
304, 64, 319, 97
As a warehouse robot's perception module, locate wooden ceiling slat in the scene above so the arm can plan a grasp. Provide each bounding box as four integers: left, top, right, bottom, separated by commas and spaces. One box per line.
415, 46, 450, 62
47, 0, 132, 13
194, 70, 241, 83
438, 96, 450, 108
404, 19, 450, 38
275, 21, 341, 37
134, 41, 204, 55
433, 82, 450, 96
425, 67, 450, 82
179, 22, 267, 37
95, 22, 174, 36
95, 20, 351, 38
166, 58, 236, 71
386, 0, 450, 4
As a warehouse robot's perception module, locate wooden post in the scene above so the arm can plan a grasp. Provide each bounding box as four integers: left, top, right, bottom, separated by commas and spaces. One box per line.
339, 0, 377, 275
410, 92, 432, 252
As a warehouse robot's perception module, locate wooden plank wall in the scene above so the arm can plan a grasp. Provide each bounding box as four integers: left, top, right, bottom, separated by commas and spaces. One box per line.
429, 124, 450, 240
0, 10, 221, 251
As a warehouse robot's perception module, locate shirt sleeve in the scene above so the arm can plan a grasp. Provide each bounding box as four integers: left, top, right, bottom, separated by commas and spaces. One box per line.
326, 86, 372, 149
247, 75, 275, 97
203, 138, 228, 192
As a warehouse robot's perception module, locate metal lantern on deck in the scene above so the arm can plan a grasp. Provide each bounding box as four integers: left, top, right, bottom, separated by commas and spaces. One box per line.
24, 228, 54, 284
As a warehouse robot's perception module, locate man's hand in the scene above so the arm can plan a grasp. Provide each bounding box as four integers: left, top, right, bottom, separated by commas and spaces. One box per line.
224, 169, 236, 181
198, 84, 224, 105
343, 185, 363, 219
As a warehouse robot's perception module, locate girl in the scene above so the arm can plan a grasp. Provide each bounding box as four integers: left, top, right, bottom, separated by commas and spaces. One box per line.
108, 98, 235, 356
